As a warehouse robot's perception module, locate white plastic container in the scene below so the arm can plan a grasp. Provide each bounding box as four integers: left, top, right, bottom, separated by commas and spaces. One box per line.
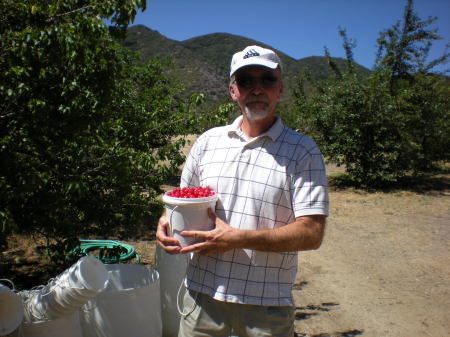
79, 264, 162, 337
162, 193, 218, 247
155, 245, 189, 337
8, 312, 82, 337
0, 281, 23, 336
23, 256, 108, 321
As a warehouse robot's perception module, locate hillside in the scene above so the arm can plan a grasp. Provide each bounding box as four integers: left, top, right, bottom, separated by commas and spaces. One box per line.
122, 26, 228, 100
121, 25, 370, 101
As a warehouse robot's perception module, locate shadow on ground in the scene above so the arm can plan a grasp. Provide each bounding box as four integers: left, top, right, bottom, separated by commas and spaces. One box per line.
295, 330, 364, 337
329, 170, 450, 194
294, 301, 364, 337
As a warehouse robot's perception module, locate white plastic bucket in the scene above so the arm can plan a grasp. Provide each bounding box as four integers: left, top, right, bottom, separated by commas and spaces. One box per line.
162, 193, 218, 247
22, 256, 108, 321
155, 245, 189, 337
0, 281, 23, 336
9, 312, 82, 337
79, 264, 162, 337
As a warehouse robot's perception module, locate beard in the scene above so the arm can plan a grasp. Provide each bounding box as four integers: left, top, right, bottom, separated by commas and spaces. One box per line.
244, 105, 269, 121
244, 98, 270, 121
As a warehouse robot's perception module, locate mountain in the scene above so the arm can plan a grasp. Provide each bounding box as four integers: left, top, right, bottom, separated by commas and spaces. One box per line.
122, 25, 228, 100
121, 25, 370, 101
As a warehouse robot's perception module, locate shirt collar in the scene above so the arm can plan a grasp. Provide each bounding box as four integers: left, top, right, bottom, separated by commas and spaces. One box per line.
227, 115, 284, 141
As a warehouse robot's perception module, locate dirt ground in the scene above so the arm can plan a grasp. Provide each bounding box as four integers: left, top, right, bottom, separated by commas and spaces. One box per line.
292, 177, 450, 337
2, 163, 449, 337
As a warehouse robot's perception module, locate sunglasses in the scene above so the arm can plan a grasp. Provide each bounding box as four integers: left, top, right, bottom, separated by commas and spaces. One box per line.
234, 74, 279, 89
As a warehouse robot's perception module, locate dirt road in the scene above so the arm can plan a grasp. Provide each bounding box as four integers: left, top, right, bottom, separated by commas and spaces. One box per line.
293, 188, 450, 337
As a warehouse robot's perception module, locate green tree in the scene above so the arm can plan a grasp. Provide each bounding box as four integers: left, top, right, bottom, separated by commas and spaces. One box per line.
375, 0, 449, 79
0, 0, 223, 253
294, 0, 449, 187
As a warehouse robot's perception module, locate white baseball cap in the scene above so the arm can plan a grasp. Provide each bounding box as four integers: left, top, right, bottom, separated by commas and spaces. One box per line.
230, 45, 282, 77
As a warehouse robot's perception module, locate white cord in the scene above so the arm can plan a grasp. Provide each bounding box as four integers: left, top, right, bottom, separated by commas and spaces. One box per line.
0, 278, 16, 291
168, 205, 203, 316
176, 253, 198, 317
18, 288, 47, 322
170, 204, 197, 316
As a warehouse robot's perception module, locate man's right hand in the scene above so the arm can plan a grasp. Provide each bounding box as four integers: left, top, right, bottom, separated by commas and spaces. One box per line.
156, 214, 182, 254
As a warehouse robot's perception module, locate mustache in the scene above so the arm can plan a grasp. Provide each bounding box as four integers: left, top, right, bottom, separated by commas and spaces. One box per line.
245, 95, 269, 104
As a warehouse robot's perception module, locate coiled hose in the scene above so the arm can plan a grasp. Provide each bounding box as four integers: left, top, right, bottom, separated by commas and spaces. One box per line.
73, 239, 140, 264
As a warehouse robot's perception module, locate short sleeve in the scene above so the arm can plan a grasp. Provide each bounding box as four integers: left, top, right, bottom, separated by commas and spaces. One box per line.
291, 142, 329, 217
180, 136, 203, 188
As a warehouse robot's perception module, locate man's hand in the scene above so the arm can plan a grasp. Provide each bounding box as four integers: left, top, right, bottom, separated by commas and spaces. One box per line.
179, 208, 242, 255
156, 214, 182, 254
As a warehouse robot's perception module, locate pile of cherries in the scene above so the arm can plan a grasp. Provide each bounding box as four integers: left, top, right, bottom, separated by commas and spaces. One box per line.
166, 186, 215, 198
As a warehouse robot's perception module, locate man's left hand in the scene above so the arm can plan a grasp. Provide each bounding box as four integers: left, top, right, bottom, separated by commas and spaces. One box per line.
179, 208, 242, 255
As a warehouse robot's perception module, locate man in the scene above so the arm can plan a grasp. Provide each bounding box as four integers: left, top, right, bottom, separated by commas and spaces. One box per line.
156, 45, 329, 337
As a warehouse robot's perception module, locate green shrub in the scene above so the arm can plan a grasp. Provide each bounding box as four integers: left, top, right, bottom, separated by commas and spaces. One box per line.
0, 0, 227, 252
292, 0, 449, 187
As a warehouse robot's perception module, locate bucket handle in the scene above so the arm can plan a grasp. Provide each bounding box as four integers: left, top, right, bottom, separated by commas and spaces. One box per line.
168, 205, 178, 237
168, 205, 194, 237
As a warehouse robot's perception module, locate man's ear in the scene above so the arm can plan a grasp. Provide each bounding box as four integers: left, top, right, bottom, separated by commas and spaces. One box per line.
277, 81, 284, 99
229, 82, 238, 101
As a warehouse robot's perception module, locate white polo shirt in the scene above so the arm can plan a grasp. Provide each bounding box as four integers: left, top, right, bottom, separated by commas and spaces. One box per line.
181, 116, 329, 306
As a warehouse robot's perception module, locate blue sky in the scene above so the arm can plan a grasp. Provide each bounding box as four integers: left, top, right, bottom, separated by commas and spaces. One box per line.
131, 0, 449, 73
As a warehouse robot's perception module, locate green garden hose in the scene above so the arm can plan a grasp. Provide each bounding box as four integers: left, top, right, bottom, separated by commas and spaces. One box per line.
73, 239, 140, 264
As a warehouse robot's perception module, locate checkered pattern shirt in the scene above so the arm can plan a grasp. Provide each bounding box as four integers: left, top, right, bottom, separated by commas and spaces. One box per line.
181, 116, 329, 306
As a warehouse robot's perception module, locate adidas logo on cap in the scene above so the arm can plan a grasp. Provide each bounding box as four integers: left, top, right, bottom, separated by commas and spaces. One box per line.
243, 49, 260, 59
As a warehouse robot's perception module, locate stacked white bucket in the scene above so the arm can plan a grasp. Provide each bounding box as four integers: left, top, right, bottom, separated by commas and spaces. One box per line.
158, 190, 218, 337
9, 256, 108, 337
24, 256, 108, 321
3, 254, 163, 337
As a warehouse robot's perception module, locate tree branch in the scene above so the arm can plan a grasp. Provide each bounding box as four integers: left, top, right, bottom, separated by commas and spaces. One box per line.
47, 5, 96, 22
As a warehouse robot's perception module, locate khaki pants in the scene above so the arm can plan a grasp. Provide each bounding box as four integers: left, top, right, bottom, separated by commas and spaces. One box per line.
178, 290, 295, 337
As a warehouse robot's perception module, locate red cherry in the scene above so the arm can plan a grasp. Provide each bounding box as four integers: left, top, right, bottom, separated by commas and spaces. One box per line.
167, 186, 215, 198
